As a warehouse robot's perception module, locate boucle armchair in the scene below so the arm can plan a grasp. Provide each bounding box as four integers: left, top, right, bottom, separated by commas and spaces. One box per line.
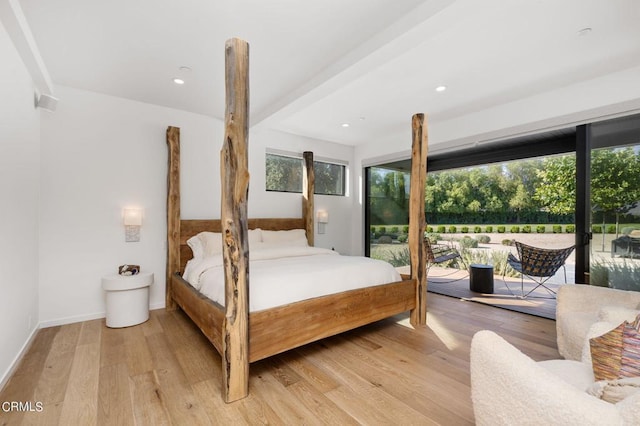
556, 285, 640, 360
470, 330, 640, 425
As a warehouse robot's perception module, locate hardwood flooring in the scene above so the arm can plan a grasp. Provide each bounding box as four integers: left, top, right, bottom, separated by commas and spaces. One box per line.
0, 293, 559, 425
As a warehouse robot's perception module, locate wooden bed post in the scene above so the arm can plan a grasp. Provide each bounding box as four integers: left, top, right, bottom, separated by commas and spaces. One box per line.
409, 113, 428, 326
302, 151, 315, 246
166, 126, 180, 312
221, 37, 250, 403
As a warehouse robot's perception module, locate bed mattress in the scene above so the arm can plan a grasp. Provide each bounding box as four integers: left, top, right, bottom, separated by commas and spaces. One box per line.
183, 245, 402, 312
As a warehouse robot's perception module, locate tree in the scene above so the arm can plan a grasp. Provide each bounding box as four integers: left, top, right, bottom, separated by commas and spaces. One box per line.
533, 155, 576, 215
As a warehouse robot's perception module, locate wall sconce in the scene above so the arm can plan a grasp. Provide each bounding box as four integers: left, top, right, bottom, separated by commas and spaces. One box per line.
123, 208, 143, 242
316, 210, 329, 234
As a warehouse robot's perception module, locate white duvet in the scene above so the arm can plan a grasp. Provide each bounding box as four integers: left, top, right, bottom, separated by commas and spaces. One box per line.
182, 245, 402, 312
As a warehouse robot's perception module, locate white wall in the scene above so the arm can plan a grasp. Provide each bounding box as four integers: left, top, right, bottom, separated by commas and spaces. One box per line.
38, 86, 355, 326
0, 20, 40, 387
38, 86, 221, 325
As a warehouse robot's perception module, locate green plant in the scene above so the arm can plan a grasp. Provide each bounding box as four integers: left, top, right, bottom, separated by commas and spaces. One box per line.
425, 233, 441, 244
566, 225, 575, 233
461, 226, 469, 233
397, 234, 408, 243
378, 226, 386, 234
485, 226, 493, 233
501, 239, 513, 246
536, 225, 546, 233
592, 225, 603, 233
476, 235, 491, 244
390, 226, 399, 234
474, 226, 482, 233
606, 225, 617, 234
427, 226, 434, 233
459, 236, 478, 249
510, 225, 520, 233
522, 225, 531, 233
437, 225, 446, 233
497, 226, 505, 233
402, 225, 409, 233
552, 225, 562, 233
385, 247, 411, 267
459, 249, 519, 278
448, 225, 457, 233
590, 258, 640, 291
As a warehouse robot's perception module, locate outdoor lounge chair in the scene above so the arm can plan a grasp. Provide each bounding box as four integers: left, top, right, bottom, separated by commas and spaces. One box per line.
503, 241, 575, 298
425, 239, 464, 273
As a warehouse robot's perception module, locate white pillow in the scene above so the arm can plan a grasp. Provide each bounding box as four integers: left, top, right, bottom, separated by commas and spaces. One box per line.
261, 229, 308, 247
190, 231, 223, 258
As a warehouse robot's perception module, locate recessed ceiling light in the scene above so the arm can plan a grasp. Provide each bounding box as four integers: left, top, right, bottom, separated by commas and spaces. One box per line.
341, 123, 350, 128
173, 78, 185, 85
578, 27, 592, 36
179, 66, 192, 72
435, 85, 447, 92
359, 116, 366, 121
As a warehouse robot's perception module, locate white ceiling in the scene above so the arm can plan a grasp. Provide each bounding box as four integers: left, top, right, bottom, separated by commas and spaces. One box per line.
18, 0, 640, 148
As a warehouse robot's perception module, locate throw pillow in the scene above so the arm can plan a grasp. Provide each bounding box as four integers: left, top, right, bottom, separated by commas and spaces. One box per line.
586, 377, 640, 404
590, 322, 625, 381
620, 315, 640, 378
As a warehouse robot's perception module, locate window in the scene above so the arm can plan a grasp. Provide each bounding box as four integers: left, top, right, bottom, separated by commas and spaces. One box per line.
265, 153, 346, 196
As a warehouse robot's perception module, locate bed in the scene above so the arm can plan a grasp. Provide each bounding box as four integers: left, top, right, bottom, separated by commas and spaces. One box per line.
164, 38, 428, 402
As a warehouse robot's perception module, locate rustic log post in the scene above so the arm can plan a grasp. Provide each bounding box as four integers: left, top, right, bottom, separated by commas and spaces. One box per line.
220, 38, 250, 403
166, 126, 180, 312
409, 113, 428, 326
302, 151, 315, 246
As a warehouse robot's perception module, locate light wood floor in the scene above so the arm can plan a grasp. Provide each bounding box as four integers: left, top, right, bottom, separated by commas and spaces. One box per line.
0, 293, 559, 425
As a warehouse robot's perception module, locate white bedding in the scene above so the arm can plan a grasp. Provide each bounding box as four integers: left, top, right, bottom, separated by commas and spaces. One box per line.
182, 244, 402, 312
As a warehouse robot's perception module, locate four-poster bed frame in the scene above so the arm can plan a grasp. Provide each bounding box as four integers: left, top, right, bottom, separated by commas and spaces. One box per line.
164, 38, 428, 402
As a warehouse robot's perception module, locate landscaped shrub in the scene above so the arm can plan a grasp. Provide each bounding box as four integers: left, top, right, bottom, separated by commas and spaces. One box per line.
461, 226, 469, 233
522, 225, 531, 233
566, 225, 575, 233
497, 226, 506, 233
474, 226, 482, 233
402, 225, 409, 233
510, 226, 520, 233
427, 226, 434, 233
476, 235, 491, 244
501, 239, 513, 246
552, 225, 562, 233
425, 233, 441, 244
378, 226, 386, 234
459, 236, 478, 249
390, 226, 399, 234
607, 225, 617, 234
397, 234, 408, 243
448, 225, 457, 233
536, 225, 546, 233
485, 226, 493, 233
437, 225, 446, 233
378, 235, 393, 244
592, 225, 603, 233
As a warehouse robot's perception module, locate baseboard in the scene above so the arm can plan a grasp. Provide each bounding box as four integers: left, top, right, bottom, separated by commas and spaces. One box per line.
38, 301, 166, 329
0, 325, 40, 393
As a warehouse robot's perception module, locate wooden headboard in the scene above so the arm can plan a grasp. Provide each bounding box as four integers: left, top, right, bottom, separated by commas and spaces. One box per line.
178, 218, 306, 273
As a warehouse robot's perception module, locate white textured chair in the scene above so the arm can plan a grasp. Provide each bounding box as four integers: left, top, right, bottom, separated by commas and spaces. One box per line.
470, 330, 640, 425
556, 284, 640, 360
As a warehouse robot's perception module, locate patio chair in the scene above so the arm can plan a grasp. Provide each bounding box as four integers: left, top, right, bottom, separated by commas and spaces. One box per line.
425, 239, 465, 273
503, 241, 574, 298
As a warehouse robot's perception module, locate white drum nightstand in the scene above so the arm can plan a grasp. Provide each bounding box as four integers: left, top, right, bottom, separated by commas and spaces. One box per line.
102, 272, 154, 328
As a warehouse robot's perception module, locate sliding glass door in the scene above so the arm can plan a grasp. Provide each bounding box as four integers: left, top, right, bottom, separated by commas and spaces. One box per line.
588, 116, 640, 290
